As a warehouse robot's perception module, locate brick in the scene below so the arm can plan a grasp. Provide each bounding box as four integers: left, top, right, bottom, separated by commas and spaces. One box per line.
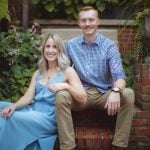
132, 119, 147, 127
135, 64, 150, 79
138, 78, 150, 85
93, 128, 102, 149
147, 120, 150, 126
76, 127, 85, 149
135, 64, 140, 75
118, 27, 136, 53
128, 142, 136, 150
85, 128, 94, 149
135, 91, 150, 101
135, 99, 150, 110
141, 95, 150, 101
136, 143, 150, 150
141, 67, 149, 78
136, 83, 150, 94
130, 135, 149, 143
134, 109, 150, 119
135, 128, 150, 136
140, 102, 150, 110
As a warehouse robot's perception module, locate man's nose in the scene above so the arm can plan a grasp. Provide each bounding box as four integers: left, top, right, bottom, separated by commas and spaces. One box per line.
85, 20, 90, 25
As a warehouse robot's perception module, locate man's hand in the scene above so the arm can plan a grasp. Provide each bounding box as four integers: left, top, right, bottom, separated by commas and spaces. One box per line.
104, 92, 121, 116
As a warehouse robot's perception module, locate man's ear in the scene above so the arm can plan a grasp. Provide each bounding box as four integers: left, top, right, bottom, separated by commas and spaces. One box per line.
97, 18, 100, 25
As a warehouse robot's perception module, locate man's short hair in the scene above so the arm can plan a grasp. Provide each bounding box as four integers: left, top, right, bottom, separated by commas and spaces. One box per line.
79, 6, 99, 18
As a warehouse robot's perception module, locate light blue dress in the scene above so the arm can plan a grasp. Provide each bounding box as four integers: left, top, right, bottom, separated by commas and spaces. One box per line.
0, 71, 64, 150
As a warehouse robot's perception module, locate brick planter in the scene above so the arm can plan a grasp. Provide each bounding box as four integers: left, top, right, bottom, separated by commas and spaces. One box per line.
130, 63, 150, 150
135, 63, 150, 110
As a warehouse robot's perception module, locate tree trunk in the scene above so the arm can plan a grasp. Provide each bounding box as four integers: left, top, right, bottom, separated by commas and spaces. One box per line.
22, 0, 28, 30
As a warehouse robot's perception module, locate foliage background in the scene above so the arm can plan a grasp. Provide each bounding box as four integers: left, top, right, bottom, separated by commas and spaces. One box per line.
0, 26, 42, 102
30, 0, 141, 20
0, 0, 148, 102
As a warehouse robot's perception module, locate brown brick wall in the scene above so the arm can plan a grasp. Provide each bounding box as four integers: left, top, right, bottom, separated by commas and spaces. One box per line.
130, 107, 150, 150
135, 63, 150, 110
131, 63, 150, 149
118, 27, 137, 54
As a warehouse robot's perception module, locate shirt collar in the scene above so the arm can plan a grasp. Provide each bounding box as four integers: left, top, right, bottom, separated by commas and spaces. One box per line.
81, 32, 99, 46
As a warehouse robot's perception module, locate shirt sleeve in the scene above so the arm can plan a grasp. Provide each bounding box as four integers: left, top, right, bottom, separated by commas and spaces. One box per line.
65, 41, 73, 66
107, 42, 126, 81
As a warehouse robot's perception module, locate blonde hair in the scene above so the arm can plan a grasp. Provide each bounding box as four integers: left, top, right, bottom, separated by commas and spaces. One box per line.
79, 6, 99, 18
38, 33, 70, 74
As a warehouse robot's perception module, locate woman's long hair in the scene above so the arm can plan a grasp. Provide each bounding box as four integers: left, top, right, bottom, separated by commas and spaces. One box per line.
37, 33, 70, 75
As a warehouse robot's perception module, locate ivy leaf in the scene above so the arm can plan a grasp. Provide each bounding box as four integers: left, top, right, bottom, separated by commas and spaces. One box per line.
64, 0, 72, 6
18, 79, 26, 86
85, 0, 96, 3
0, 0, 10, 21
73, 10, 78, 19
44, 3, 54, 13
96, 1, 105, 12
65, 6, 74, 15
83, 0, 91, 4
31, 0, 40, 5
110, 0, 119, 5
55, 0, 62, 4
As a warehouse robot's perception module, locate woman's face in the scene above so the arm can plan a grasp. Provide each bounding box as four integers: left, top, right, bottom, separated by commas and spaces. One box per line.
44, 37, 59, 63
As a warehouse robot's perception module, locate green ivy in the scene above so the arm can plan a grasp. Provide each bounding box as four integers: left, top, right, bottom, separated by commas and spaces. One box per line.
134, 7, 150, 63
0, 26, 42, 102
122, 54, 135, 89
31, 0, 120, 19
0, 0, 10, 21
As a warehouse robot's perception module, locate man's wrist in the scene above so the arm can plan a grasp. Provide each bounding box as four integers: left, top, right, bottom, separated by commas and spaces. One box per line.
111, 87, 122, 95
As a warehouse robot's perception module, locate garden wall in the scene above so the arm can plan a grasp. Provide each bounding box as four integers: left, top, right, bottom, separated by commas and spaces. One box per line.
8, 1, 150, 149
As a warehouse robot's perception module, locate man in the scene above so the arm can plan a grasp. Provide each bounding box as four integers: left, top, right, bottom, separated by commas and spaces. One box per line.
55, 6, 135, 150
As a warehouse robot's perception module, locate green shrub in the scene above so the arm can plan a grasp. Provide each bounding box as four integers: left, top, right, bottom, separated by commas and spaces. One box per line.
31, 0, 120, 19
0, 26, 42, 102
122, 53, 135, 89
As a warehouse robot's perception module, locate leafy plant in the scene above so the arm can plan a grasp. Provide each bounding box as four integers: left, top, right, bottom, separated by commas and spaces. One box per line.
0, 0, 10, 21
134, 6, 150, 63
31, 0, 120, 19
0, 25, 42, 102
122, 54, 135, 89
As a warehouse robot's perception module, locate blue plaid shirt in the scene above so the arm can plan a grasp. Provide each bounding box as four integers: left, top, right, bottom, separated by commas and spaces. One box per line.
66, 32, 126, 93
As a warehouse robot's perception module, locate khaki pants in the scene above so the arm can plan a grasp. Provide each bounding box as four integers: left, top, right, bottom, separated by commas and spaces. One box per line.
55, 87, 135, 150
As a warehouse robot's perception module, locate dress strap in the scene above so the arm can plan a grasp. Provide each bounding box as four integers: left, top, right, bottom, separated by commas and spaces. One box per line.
36, 70, 40, 81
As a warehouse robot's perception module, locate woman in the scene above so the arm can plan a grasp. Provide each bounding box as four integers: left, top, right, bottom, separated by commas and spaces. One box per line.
0, 33, 87, 150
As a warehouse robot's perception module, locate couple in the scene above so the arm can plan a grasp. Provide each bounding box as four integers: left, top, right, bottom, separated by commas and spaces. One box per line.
0, 6, 135, 150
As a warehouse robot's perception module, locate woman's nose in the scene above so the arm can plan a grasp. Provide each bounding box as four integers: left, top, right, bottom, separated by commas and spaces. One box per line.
48, 47, 53, 52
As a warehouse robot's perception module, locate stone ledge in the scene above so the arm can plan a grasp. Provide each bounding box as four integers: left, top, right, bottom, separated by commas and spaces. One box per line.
33, 19, 135, 27
42, 28, 118, 43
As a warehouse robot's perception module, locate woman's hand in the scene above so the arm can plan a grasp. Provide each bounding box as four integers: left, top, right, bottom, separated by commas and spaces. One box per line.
0, 105, 16, 119
48, 83, 69, 93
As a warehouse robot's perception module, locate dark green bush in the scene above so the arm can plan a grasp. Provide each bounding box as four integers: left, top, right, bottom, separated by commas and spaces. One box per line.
122, 54, 135, 89
31, 0, 120, 19
0, 26, 42, 102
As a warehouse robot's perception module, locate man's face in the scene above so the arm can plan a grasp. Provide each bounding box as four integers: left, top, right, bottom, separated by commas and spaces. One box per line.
78, 10, 100, 36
